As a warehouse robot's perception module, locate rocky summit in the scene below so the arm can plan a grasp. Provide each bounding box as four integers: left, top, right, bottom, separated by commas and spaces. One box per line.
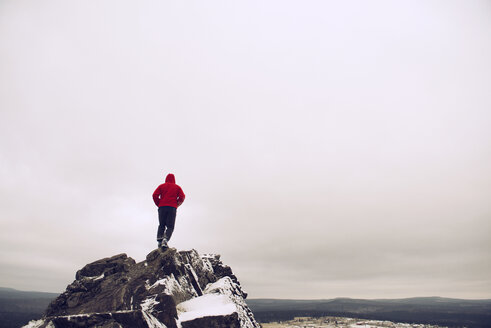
24, 248, 260, 328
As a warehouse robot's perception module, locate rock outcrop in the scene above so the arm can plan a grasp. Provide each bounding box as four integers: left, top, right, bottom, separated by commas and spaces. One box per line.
24, 248, 260, 328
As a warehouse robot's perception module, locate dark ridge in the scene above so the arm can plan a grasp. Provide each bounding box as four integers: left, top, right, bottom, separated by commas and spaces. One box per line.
0, 288, 59, 328
246, 297, 491, 328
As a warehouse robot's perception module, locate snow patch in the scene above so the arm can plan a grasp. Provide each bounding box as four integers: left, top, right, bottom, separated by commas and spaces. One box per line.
94, 273, 105, 280
150, 275, 176, 290
185, 264, 200, 288
177, 275, 199, 298
201, 253, 219, 260
205, 277, 231, 293
148, 273, 193, 297
140, 296, 167, 328
66, 313, 90, 320
141, 296, 159, 312
22, 319, 45, 328
23, 320, 55, 328
177, 294, 237, 323
203, 277, 260, 328
201, 258, 214, 273
83, 273, 104, 281
142, 310, 168, 328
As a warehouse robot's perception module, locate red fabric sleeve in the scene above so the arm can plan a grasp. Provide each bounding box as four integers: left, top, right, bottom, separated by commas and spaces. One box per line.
177, 187, 185, 207
152, 185, 161, 206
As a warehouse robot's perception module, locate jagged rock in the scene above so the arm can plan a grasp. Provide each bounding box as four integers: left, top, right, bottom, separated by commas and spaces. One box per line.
24, 248, 260, 328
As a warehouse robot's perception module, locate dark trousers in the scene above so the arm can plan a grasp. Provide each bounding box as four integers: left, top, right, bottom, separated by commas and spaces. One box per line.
157, 206, 177, 242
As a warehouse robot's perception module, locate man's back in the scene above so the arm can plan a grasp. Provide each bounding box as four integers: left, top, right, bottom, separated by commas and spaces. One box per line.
153, 174, 185, 208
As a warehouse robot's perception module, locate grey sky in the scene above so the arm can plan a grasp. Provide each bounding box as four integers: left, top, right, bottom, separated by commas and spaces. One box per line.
1, 0, 490, 299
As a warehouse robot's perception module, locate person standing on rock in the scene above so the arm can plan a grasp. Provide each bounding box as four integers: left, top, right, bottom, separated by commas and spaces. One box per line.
152, 173, 185, 249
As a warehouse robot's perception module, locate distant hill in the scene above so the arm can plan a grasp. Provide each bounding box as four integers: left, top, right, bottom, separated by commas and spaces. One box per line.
0, 287, 59, 328
247, 297, 491, 328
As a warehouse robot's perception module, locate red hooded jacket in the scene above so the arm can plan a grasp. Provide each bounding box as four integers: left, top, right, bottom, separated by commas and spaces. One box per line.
153, 174, 185, 208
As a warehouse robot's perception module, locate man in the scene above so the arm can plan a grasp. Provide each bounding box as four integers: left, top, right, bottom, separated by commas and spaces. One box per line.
152, 173, 185, 249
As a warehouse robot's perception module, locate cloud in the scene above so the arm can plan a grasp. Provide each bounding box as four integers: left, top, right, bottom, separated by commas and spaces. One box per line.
1, 0, 490, 299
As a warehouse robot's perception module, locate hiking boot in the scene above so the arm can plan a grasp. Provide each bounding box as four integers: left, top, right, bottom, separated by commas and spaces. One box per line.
161, 238, 168, 248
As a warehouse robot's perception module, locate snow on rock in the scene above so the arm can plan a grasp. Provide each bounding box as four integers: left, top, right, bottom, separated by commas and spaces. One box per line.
23, 248, 259, 328
177, 294, 236, 323
175, 276, 260, 328
22, 319, 47, 328
206, 277, 260, 328
142, 310, 168, 328
141, 296, 159, 312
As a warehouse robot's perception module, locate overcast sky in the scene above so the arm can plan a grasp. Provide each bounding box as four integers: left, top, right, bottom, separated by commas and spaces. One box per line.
1, 0, 490, 300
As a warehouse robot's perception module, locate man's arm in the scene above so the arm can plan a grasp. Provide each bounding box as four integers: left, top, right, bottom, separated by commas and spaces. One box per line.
177, 187, 185, 207
152, 186, 161, 206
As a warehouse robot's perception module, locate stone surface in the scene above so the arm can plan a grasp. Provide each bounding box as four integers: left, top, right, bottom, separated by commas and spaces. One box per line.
181, 313, 241, 328
24, 248, 260, 328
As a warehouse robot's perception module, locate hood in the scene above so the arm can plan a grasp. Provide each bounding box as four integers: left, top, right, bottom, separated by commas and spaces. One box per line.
165, 173, 175, 183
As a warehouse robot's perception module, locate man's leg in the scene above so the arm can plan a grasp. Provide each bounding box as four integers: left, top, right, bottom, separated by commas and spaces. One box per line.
163, 207, 177, 242
157, 207, 167, 247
